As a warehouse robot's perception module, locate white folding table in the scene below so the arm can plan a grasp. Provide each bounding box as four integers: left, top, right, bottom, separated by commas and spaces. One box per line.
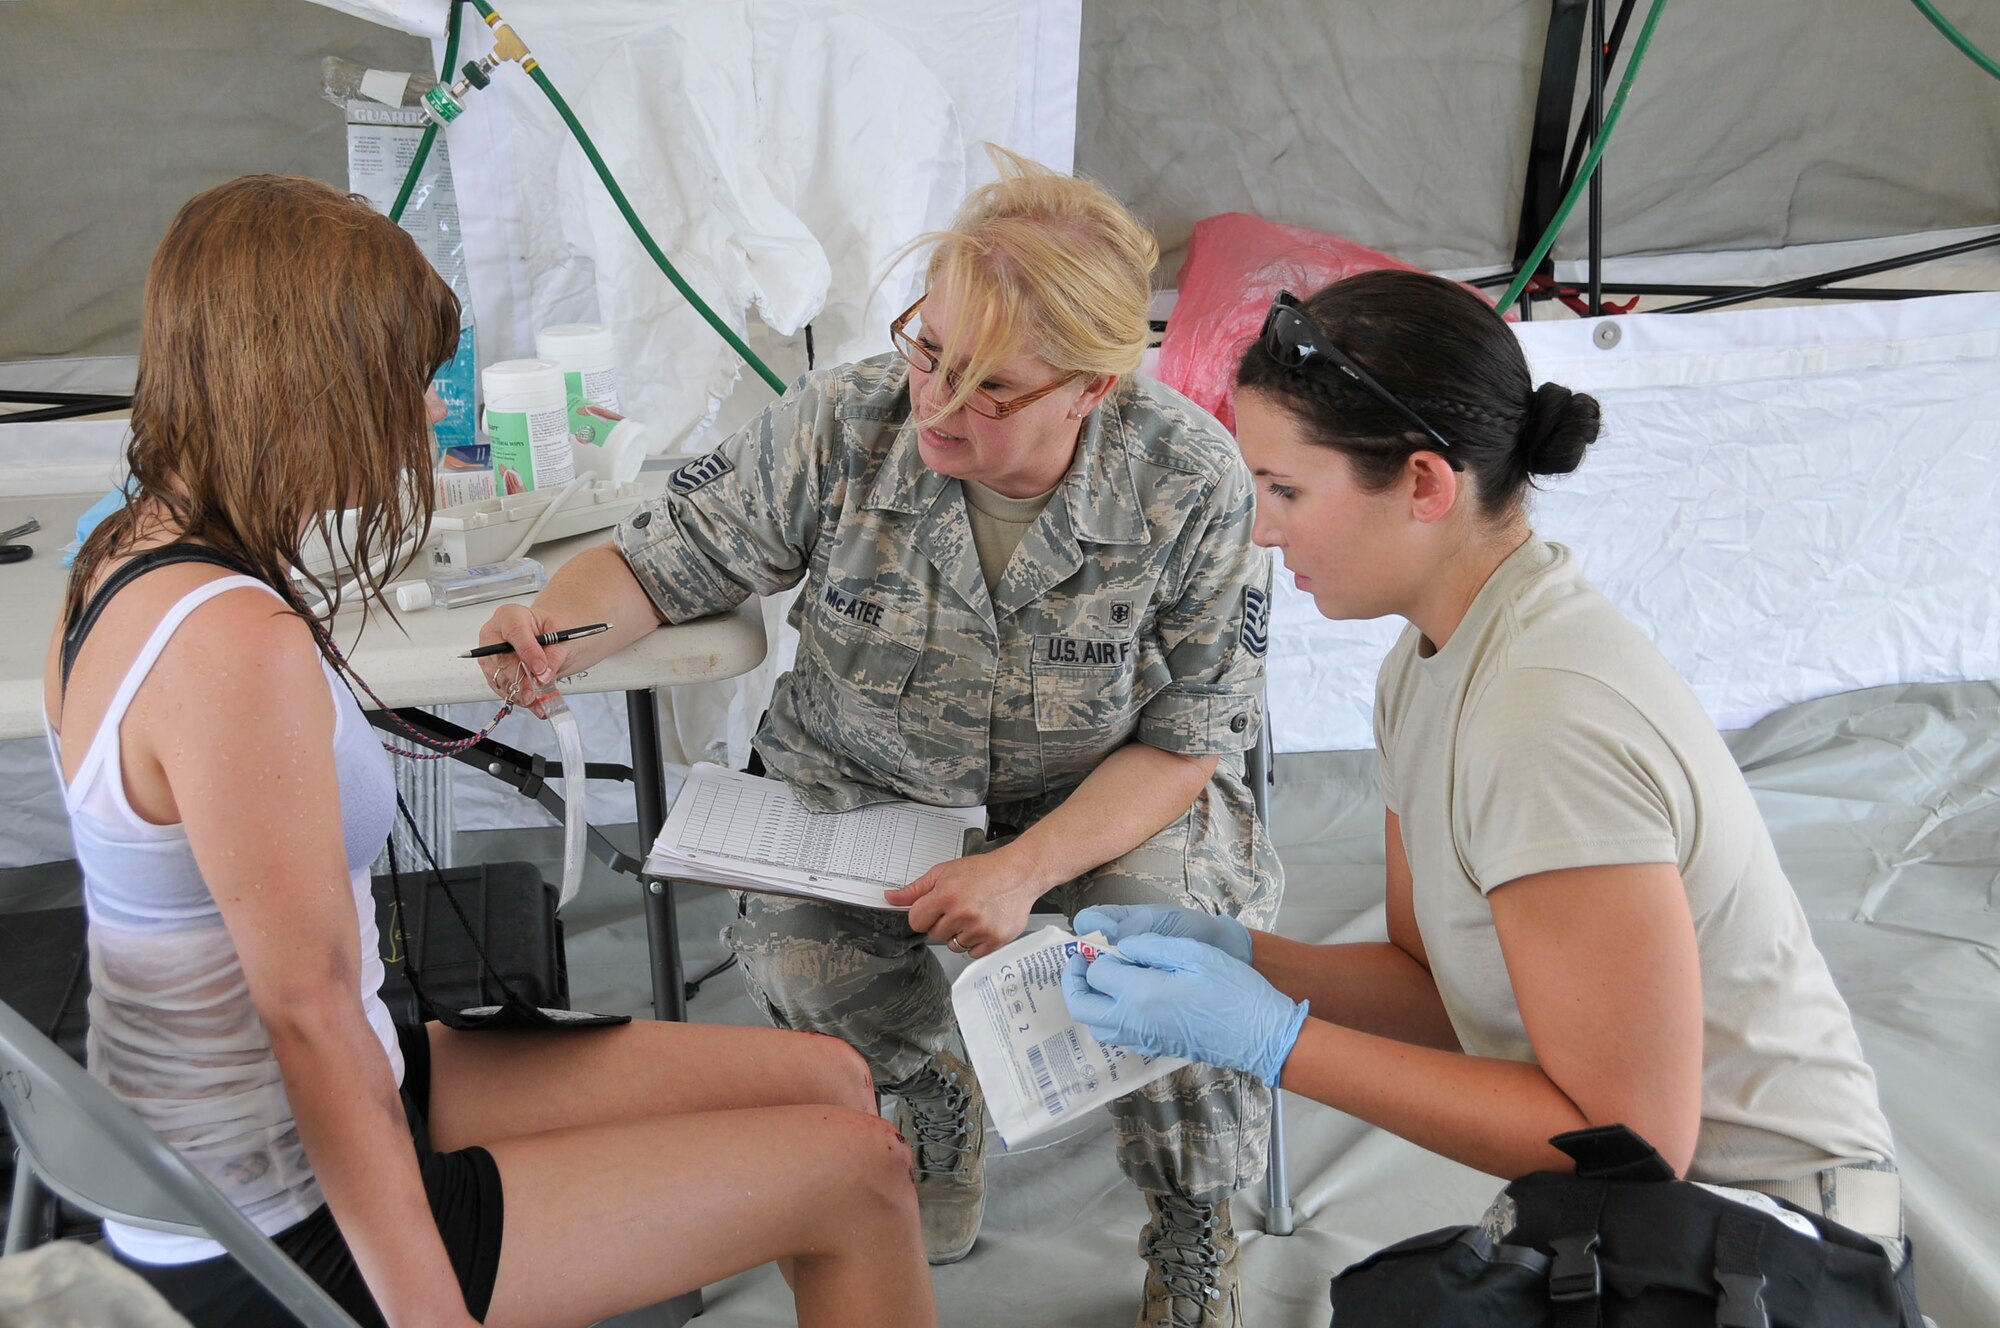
0, 489, 767, 1022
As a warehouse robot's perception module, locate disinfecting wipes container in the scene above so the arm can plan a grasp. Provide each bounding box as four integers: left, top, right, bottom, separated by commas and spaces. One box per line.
535, 323, 624, 450
482, 359, 574, 493
952, 927, 1186, 1148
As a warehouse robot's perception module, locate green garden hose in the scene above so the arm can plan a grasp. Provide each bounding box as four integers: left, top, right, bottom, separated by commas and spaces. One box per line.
388, 1, 463, 224
1499, 0, 1671, 314
1501, 0, 1997, 314
1907, 0, 2000, 81
394, 1, 787, 394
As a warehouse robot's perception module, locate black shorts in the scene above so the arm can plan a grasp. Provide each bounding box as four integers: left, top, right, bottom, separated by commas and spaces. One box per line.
114, 1021, 505, 1328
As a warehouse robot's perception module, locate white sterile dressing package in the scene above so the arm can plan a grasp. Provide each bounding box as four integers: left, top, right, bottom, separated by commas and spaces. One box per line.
952, 927, 1186, 1149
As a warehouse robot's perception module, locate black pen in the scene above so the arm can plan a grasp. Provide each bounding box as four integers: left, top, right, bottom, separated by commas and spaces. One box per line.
460, 623, 612, 659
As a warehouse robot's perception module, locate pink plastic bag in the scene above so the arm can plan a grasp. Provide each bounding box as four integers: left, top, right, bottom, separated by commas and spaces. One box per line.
1155, 213, 1427, 433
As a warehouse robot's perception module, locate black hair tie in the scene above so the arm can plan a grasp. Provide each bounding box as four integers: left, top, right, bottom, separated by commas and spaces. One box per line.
1522, 382, 1574, 455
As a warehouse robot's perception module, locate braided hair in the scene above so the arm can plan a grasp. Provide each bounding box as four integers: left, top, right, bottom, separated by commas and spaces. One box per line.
1234, 270, 1599, 520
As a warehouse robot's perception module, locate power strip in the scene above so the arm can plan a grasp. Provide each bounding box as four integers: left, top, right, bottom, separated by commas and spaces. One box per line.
420, 479, 646, 575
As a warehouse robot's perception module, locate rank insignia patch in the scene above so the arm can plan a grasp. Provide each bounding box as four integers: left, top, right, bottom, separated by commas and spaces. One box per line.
670, 451, 734, 495
1241, 586, 1270, 658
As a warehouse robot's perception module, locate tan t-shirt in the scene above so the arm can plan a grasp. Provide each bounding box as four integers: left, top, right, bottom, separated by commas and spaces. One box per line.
964, 478, 1058, 594
1375, 536, 1894, 1184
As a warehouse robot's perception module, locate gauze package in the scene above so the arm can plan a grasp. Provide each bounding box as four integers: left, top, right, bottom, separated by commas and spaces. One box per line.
952, 926, 1186, 1148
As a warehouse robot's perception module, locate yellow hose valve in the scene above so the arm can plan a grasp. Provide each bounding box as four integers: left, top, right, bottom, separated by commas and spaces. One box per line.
483, 14, 533, 66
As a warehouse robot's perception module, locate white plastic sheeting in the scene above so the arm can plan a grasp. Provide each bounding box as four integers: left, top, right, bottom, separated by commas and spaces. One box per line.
1265, 290, 2000, 754
296, 0, 452, 39
336, 0, 1082, 459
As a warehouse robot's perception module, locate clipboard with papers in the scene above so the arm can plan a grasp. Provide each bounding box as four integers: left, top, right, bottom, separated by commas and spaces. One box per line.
643, 763, 989, 910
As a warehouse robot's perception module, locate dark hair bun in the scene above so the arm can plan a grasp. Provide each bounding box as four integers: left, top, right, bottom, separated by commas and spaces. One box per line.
1519, 382, 1600, 477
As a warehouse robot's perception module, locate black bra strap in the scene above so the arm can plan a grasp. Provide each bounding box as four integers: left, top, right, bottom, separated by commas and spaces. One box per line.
60, 544, 263, 696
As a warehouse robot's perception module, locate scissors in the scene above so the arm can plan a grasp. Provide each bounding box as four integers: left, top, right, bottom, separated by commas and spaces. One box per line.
0, 518, 37, 564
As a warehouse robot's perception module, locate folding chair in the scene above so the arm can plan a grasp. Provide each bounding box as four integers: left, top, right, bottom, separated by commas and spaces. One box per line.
0, 997, 362, 1328
1244, 708, 1295, 1236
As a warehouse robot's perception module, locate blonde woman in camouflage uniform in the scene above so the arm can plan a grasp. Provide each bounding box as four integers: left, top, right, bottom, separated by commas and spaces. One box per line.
478, 151, 1280, 1327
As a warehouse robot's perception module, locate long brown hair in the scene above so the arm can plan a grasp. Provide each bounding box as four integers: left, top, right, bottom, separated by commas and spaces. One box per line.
65, 174, 461, 629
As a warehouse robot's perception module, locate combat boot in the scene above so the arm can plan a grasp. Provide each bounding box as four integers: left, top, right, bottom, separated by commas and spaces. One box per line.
1136, 1193, 1242, 1328
889, 1048, 987, 1264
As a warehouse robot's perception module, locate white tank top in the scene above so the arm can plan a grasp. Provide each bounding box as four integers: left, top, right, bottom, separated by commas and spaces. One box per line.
44, 575, 402, 1265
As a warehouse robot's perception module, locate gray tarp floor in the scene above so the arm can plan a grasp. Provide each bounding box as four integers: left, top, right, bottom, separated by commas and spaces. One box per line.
465, 682, 2000, 1328
4, 683, 1994, 1325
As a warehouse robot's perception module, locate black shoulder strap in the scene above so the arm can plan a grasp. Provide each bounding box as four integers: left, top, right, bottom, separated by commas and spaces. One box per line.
1714, 1214, 1771, 1328
60, 544, 263, 695
1549, 1181, 1607, 1328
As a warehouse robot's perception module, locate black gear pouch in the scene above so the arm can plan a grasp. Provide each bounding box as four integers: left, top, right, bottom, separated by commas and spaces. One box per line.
1329, 1125, 1919, 1328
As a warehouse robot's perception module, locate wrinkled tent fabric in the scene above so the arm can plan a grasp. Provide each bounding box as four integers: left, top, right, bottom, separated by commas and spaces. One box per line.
1077, 0, 2000, 274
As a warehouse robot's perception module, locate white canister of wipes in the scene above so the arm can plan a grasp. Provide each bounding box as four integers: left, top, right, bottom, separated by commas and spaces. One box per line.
482, 359, 574, 494
535, 323, 625, 452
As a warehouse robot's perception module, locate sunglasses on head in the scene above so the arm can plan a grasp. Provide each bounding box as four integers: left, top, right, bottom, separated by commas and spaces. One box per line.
1258, 291, 1461, 469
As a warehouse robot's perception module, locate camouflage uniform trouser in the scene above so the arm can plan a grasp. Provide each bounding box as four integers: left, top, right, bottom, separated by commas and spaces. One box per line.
724, 761, 1283, 1203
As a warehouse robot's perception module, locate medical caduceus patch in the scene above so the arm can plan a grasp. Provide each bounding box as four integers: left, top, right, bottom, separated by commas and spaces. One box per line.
1240, 586, 1270, 658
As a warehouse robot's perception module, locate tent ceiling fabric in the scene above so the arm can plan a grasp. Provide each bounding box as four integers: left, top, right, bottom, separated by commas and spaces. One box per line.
1078, 0, 2000, 274
0, 0, 432, 364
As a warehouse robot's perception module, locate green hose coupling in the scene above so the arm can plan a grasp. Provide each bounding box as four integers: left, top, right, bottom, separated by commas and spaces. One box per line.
422, 8, 538, 127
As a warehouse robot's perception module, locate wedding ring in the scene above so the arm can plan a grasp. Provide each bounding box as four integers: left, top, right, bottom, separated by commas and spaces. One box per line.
948, 935, 967, 953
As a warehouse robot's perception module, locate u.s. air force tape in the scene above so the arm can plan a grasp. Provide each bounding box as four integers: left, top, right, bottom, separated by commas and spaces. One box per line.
1241, 586, 1270, 657
670, 450, 733, 495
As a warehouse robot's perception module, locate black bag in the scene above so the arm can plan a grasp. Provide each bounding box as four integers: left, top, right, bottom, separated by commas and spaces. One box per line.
369, 861, 571, 1026
1329, 1125, 1921, 1328
376, 839, 627, 1033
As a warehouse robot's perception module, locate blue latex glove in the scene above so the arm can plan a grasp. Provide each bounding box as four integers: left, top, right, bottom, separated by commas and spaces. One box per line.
1062, 934, 1308, 1087
1074, 903, 1254, 967
61, 482, 133, 567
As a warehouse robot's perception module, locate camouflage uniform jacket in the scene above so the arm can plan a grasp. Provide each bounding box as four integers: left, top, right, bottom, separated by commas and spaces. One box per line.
615, 354, 1272, 823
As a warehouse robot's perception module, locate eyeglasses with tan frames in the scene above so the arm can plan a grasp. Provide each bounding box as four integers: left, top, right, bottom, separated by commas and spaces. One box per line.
890, 295, 1081, 420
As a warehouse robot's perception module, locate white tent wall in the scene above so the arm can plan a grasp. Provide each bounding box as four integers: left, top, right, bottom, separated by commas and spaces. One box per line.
1265, 290, 2000, 755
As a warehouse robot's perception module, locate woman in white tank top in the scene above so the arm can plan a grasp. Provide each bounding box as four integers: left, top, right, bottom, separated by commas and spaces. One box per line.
43, 175, 935, 1328
1059, 273, 1908, 1259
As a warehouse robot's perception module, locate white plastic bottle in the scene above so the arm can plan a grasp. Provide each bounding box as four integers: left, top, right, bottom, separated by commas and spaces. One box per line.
394, 557, 547, 612
482, 360, 574, 494
535, 322, 624, 448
